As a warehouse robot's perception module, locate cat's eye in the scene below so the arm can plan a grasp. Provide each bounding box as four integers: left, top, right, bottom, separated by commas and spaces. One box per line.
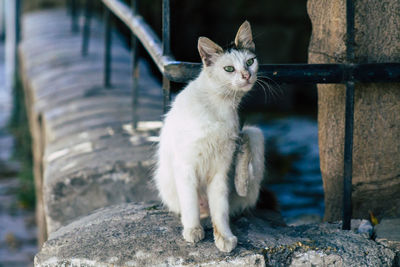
224, 66, 235, 72
246, 58, 255, 66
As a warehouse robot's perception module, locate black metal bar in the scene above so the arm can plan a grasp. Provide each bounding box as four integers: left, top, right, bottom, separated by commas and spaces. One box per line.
260, 63, 400, 84
104, 8, 112, 88
81, 0, 92, 56
162, 0, 171, 56
15, 0, 21, 45
162, 0, 171, 112
342, 0, 355, 230
260, 64, 345, 84
353, 63, 400, 83
164, 62, 400, 84
13, 0, 22, 90
343, 81, 354, 230
131, 0, 139, 129
70, 0, 79, 33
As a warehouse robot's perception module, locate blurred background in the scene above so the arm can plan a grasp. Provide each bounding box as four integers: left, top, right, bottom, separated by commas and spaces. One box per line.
0, 0, 322, 266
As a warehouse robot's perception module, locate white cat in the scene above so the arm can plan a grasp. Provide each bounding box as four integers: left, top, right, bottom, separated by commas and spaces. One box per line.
154, 21, 265, 253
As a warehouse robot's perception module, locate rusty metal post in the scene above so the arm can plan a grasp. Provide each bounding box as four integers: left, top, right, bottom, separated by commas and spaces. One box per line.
342, 0, 355, 230
131, 0, 139, 129
104, 7, 112, 88
162, 0, 171, 113
81, 0, 92, 56
70, 0, 79, 33
5, 0, 21, 94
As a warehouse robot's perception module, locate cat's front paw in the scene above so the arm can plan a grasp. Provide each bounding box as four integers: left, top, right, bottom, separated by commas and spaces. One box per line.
183, 226, 205, 243
215, 234, 237, 253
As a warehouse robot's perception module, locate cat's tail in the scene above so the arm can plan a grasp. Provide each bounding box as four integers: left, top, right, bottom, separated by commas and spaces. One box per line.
244, 126, 265, 185
243, 126, 279, 212
230, 126, 266, 215
230, 125, 279, 215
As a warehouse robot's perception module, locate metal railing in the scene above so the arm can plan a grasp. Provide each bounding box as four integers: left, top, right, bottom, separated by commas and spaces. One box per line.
5, 0, 22, 95
68, 0, 400, 230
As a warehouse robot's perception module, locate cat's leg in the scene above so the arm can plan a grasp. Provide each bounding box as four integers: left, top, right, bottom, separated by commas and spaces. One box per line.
208, 172, 237, 252
175, 165, 204, 243
230, 126, 265, 215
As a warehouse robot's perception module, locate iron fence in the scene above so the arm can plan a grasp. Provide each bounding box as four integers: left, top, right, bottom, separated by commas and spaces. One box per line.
20, 0, 400, 230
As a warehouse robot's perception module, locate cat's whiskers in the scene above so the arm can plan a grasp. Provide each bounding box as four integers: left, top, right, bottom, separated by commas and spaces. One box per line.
257, 74, 281, 91
256, 75, 283, 101
255, 79, 268, 103
258, 79, 280, 101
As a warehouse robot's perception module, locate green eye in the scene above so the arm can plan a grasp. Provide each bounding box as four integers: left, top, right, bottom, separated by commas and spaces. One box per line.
224, 66, 235, 72
246, 58, 254, 66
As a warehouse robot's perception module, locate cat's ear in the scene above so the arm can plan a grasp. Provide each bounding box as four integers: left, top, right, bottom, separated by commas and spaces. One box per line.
198, 37, 223, 67
234, 21, 255, 51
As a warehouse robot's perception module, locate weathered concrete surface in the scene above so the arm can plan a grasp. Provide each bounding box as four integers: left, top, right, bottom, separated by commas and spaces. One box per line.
35, 203, 397, 267
42, 127, 160, 233
19, 9, 163, 244
307, 0, 400, 221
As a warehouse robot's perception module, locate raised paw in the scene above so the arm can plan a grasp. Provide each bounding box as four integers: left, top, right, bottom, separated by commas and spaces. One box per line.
183, 226, 205, 243
215, 234, 237, 253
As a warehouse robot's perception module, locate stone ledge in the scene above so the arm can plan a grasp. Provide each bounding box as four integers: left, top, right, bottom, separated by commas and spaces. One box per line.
19, 9, 163, 241
35, 203, 397, 267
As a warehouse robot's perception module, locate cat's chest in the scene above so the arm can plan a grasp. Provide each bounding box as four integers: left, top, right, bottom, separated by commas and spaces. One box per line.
197, 109, 238, 140
169, 89, 240, 148
201, 121, 237, 142
192, 115, 239, 162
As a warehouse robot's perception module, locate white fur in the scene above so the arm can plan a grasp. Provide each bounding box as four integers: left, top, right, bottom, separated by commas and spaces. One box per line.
154, 21, 265, 253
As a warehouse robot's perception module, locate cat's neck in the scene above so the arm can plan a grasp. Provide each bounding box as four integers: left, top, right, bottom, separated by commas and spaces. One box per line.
195, 71, 245, 111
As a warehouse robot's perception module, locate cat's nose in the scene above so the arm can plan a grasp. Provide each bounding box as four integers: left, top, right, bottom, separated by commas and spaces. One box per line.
241, 71, 251, 80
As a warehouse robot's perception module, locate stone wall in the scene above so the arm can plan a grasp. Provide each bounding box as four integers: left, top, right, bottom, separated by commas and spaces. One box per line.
307, 0, 400, 221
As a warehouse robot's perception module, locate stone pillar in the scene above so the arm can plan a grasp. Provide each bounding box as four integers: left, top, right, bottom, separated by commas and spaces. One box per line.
307, 0, 400, 221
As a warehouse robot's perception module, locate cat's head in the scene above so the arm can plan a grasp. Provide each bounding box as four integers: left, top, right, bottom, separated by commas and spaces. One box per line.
198, 21, 258, 93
